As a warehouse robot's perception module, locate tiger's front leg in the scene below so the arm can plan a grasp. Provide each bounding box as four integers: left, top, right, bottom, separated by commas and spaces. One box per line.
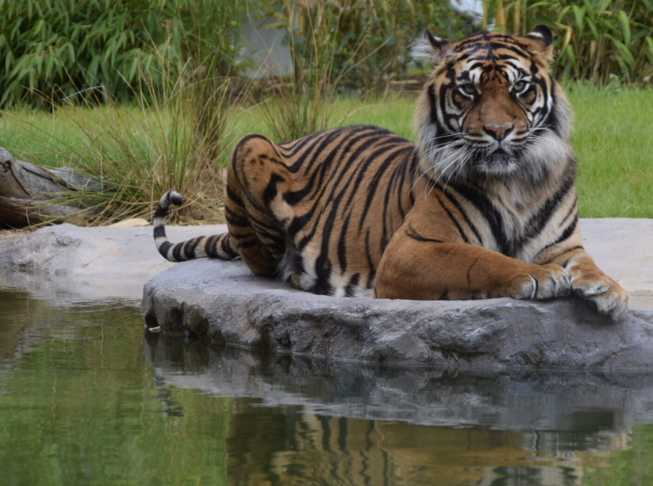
374, 221, 571, 302
535, 228, 629, 319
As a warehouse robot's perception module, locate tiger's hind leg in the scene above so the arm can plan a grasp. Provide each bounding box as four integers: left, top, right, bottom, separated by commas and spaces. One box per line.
226, 134, 298, 278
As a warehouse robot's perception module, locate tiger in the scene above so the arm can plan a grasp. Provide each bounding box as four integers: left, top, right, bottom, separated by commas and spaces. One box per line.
153, 25, 629, 319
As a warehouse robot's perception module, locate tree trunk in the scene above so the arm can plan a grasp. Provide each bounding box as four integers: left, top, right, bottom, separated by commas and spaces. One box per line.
0, 147, 102, 228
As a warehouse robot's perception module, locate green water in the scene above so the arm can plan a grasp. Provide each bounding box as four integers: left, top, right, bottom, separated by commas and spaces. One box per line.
2, 287, 653, 486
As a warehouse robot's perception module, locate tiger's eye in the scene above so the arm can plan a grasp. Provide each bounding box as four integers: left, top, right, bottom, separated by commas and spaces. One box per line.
459, 83, 477, 95
513, 80, 528, 93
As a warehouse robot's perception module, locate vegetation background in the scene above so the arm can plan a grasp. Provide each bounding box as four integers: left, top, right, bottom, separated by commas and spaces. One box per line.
0, 0, 651, 222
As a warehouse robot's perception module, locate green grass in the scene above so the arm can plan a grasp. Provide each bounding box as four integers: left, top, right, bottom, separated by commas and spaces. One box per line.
1, 85, 651, 220
566, 86, 653, 218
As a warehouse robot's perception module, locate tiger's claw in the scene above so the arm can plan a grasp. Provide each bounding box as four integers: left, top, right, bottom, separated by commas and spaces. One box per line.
571, 271, 630, 320
507, 264, 571, 300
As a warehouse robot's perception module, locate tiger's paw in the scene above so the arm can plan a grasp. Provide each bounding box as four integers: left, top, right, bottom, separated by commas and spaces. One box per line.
571, 270, 630, 320
506, 264, 571, 301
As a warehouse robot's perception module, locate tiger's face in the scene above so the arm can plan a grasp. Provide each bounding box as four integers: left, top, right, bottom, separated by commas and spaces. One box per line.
415, 26, 572, 183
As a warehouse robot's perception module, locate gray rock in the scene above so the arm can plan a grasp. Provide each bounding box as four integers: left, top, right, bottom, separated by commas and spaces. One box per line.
0, 223, 225, 303
2, 219, 653, 368
142, 257, 653, 369
141, 219, 653, 369
0, 147, 103, 227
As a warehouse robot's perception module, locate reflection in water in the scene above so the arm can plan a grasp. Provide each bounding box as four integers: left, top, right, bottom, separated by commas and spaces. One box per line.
145, 332, 652, 486
225, 404, 618, 486
1, 286, 653, 485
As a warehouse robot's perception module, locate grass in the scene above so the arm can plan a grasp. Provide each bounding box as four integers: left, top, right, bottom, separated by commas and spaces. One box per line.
565, 85, 653, 218
0, 63, 243, 224
0, 84, 651, 221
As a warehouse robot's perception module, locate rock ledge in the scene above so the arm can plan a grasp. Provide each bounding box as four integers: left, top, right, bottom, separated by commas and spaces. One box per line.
142, 219, 653, 369
2, 219, 652, 369
142, 257, 653, 370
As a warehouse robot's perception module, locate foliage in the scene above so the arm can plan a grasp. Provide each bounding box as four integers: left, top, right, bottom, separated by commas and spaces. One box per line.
258, 0, 478, 94
565, 83, 653, 218
247, 0, 478, 141
0, 0, 243, 108
250, 1, 337, 141
2, 54, 246, 224
497, 0, 653, 84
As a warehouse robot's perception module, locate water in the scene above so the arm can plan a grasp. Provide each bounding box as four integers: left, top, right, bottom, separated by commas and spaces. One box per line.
2, 287, 653, 486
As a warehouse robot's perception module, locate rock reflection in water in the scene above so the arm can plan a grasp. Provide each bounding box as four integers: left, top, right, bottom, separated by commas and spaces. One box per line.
144, 332, 652, 486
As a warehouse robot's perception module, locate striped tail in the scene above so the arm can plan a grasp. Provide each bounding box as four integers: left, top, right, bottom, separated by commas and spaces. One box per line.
153, 190, 239, 263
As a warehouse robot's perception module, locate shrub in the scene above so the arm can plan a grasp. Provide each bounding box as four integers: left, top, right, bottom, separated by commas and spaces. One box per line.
0, 0, 243, 108
3, 55, 247, 224
250, 0, 478, 141
497, 0, 653, 84
258, 0, 478, 94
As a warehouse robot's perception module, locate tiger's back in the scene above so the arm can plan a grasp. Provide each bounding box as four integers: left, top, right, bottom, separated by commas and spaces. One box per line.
225, 125, 421, 297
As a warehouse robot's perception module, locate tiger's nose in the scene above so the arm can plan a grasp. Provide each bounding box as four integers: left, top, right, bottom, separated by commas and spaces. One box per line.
483, 124, 514, 141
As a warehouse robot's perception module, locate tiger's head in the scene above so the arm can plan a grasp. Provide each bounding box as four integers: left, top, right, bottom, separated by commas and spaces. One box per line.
415, 26, 573, 183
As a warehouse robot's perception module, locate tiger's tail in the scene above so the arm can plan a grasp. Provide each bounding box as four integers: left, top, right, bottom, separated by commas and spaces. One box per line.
153, 190, 239, 262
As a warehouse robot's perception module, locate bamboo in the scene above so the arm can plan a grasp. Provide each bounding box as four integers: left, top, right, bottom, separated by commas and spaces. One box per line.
512, 0, 520, 35
496, 1, 506, 32
482, 0, 488, 29
298, 5, 304, 37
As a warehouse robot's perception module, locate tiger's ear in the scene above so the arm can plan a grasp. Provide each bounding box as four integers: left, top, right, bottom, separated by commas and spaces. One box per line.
417, 29, 449, 66
413, 29, 450, 66
426, 29, 449, 51
524, 25, 554, 61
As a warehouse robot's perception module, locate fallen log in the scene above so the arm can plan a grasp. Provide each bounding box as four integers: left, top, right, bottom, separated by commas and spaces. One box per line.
0, 147, 103, 228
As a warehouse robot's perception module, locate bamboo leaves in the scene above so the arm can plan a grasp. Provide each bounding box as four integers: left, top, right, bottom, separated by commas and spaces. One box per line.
501, 0, 653, 84
0, 0, 243, 108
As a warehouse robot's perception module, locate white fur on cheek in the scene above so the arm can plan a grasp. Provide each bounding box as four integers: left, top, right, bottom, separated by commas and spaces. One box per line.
521, 130, 571, 181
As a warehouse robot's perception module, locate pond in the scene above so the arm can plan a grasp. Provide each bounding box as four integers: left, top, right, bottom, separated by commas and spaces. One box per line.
2, 286, 653, 486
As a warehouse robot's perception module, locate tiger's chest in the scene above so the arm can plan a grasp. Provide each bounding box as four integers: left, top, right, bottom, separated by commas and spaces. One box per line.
439, 178, 578, 264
